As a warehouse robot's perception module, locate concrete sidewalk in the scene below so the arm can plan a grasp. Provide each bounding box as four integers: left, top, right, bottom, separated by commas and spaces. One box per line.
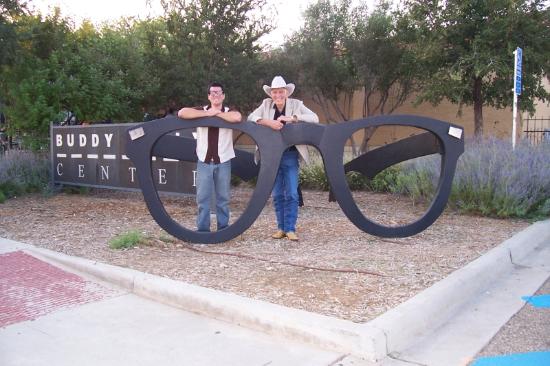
1, 219, 549, 365
0, 247, 345, 366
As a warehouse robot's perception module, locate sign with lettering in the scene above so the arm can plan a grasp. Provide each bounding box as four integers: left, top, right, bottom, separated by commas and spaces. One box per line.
50, 123, 197, 194
514, 47, 522, 95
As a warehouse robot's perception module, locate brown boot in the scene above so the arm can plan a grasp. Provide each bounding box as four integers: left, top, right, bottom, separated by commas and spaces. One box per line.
285, 232, 298, 241
272, 230, 286, 239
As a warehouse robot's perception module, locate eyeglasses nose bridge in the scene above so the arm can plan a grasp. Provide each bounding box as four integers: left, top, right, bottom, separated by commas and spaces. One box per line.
280, 123, 325, 147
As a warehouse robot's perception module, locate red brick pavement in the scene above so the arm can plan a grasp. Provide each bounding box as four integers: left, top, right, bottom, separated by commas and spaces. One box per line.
0, 251, 118, 328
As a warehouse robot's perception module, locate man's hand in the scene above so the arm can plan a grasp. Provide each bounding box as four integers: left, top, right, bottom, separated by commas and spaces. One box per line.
277, 115, 296, 124
205, 108, 220, 117
265, 119, 284, 130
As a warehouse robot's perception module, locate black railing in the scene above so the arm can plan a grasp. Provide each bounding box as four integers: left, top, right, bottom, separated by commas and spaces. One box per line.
523, 117, 550, 145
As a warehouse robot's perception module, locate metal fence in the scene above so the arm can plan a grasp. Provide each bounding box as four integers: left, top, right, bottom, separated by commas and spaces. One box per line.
523, 117, 550, 145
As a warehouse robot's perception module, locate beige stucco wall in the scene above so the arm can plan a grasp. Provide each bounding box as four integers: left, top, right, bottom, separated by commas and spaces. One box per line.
235, 81, 549, 148
301, 78, 550, 140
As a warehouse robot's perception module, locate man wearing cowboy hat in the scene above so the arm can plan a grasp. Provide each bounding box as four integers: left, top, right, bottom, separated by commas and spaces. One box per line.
248, 76, 319, 241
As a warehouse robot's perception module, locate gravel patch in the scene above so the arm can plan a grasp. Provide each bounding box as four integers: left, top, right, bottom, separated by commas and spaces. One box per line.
0, 188, 529, 323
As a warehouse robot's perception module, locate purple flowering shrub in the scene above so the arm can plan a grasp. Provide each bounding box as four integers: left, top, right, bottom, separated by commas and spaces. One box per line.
399, 137, 550, 218
0, 150, 50, 202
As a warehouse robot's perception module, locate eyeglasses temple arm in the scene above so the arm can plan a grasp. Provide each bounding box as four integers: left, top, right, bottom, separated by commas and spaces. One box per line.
152, 135, 259, 181
328, 132, 442, 201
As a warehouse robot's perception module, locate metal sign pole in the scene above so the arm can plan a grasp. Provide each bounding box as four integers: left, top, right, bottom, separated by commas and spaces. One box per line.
512, 93, 518, 149
512, 47, 522, 150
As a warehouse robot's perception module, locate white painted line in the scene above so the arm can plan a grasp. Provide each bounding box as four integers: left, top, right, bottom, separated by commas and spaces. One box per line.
103, 154, 117, 160
163, 158, 179, 162
56, 153, 67, 158
122, 155, 129, 160
71, 154, 83, 158
87, 154, 99, 159
152, 157, 157, 161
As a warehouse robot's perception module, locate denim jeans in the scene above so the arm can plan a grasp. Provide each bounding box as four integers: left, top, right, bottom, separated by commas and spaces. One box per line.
272, 149, 299, 233
196, 160, 231, 232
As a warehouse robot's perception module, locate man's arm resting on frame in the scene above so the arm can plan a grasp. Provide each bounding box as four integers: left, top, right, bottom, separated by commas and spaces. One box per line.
177, 107, 212, 119
178, 108, 241, 123
217, 110, 242, 123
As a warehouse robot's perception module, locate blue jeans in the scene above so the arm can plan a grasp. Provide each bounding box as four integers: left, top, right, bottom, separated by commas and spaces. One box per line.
196, 160, 231, 232
272, 149, 299, 233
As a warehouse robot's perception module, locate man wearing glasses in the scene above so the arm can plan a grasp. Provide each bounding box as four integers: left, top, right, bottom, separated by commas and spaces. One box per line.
248, 76, 319, 241
178, 82, 242, 232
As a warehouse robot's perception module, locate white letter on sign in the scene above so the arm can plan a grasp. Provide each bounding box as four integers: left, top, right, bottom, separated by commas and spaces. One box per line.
104, 133, 113, 148
79, 134, 87, 147
129, 167, 136, 182
158, 169, 167, 185
67, 134, 75, 147
100, 165, 110, 180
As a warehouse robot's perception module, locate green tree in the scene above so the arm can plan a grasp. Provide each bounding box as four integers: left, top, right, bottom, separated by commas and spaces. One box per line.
349, 2, 417, 117
281, 0, 357, 124
1, 12, 157, 145
158, 0, 271, 113
348, 1, 418, 152
0, 10, 73, 144
399, 0, 550, 136
0, 0, 26, 66
277, 0, 416, 154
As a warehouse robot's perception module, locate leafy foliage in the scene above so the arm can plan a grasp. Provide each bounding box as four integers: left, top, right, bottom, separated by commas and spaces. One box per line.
157, 0, 271, 113
397, 0, 550, 135
0, 0, 27, 66
0, 0, 272, 147
271, 0, 417, 155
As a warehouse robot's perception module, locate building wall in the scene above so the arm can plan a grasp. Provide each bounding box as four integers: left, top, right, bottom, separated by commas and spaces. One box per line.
235, 81, 550, 148
300, 78, 550, 141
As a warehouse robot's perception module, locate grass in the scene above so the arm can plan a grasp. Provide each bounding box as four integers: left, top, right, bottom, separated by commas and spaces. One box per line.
109, 230, 147, 249
158, 233, 176, 243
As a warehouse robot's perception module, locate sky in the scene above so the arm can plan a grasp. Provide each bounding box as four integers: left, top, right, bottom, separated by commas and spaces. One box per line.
28, 0, 376, 47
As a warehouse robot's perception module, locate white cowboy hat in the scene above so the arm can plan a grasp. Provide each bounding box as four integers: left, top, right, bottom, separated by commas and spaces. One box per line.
263, 76, 295, 97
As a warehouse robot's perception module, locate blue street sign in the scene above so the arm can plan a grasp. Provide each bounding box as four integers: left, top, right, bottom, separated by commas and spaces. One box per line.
515, 47, 522, 95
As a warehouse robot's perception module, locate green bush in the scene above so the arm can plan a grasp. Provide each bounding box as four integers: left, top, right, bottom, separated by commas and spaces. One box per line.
299, 163, 330, 190
367, 166, 402, 192
300, 162, 401, 193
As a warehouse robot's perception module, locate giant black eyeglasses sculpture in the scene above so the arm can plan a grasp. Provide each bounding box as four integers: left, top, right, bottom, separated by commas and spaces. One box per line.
126, 114, 464, 244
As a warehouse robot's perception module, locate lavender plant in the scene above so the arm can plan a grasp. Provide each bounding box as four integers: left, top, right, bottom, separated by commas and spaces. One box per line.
399, 137, 550, 218
0, 150, 50, 202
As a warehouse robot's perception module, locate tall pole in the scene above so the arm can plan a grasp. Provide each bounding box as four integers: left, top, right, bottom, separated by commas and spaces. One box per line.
512, 91, 517, 149
513, 47, 522, 150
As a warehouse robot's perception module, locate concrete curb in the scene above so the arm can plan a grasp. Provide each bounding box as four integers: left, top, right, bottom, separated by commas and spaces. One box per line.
2, 219, 549, 362
367, 219, 550, 360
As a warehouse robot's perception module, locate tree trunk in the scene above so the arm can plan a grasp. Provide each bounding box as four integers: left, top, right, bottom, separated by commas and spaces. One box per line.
473, 77, 483, 136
